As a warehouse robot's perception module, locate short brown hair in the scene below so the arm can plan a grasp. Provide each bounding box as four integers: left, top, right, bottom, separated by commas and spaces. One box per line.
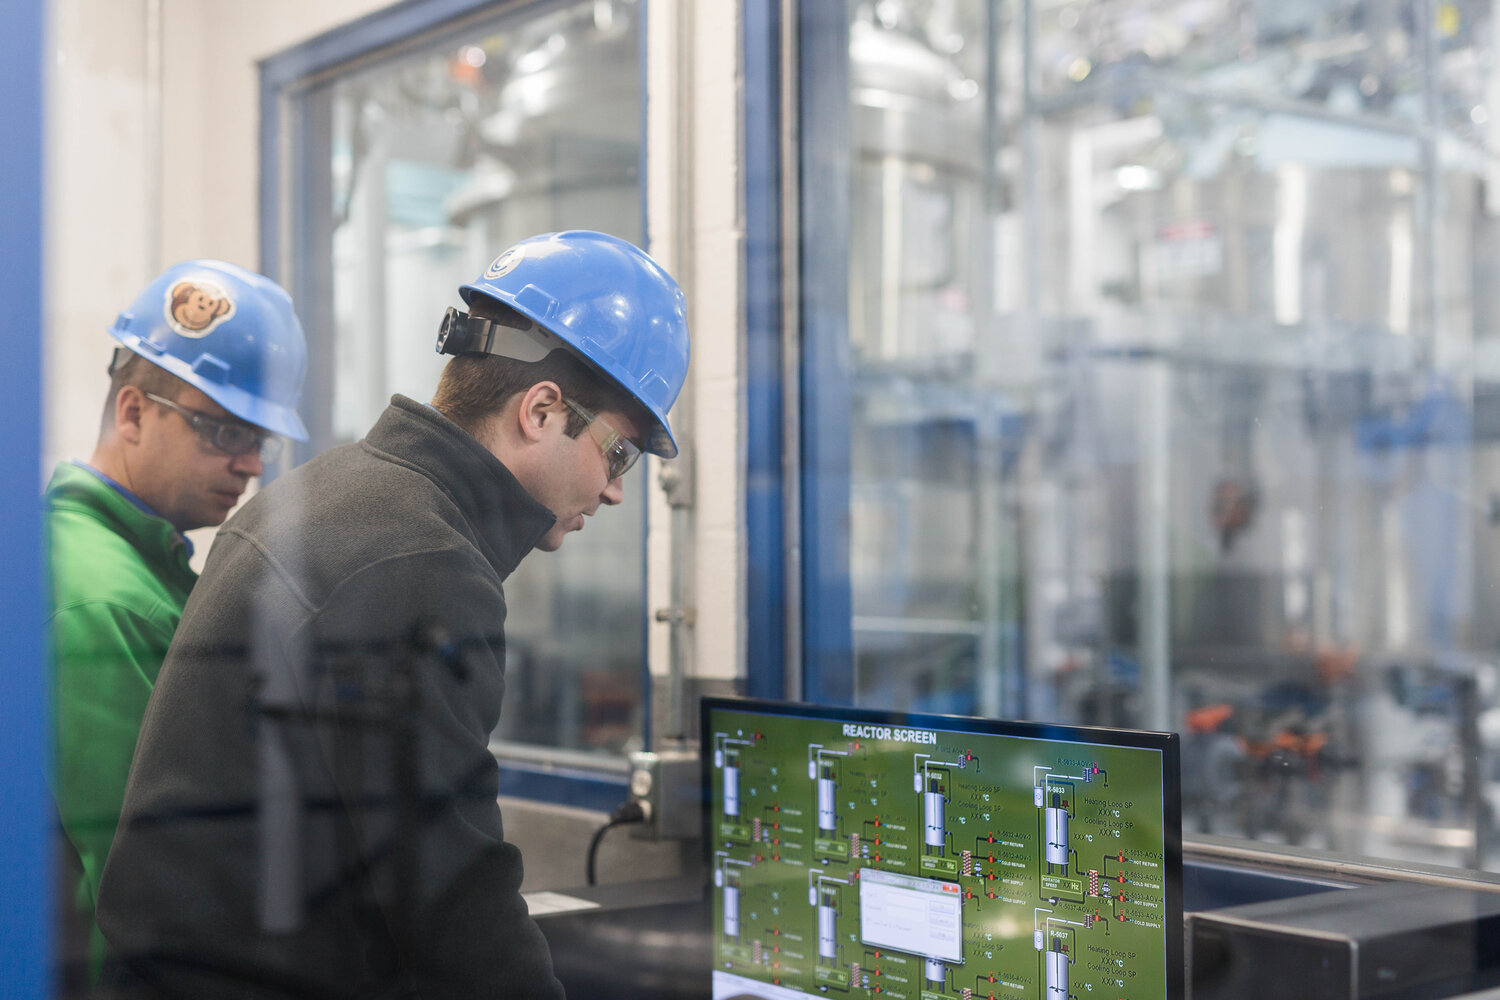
430, 301, 648, 440
99, 350, 189, 439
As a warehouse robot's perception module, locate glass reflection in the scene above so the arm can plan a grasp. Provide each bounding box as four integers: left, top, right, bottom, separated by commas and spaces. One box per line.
840, 0, 1500, 870
296, 0, 643, 757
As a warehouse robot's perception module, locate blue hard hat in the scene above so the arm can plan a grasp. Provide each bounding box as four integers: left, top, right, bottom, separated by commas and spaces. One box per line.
108, 260, 309, 441
458, 231, 690, 458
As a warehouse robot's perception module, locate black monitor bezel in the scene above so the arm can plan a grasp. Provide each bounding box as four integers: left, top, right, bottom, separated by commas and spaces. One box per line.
699, 695, 1184, 1000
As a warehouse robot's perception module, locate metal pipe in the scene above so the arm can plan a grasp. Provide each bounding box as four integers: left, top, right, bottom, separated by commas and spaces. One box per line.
780, 0, 804, 701
653, 0, 696, 741
972, 0, 1005, 719
1139, 359, 1172, 731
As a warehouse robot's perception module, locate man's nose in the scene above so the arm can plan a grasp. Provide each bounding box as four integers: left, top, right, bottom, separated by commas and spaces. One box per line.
601, 475, 625, 505
230, 449, 264, 478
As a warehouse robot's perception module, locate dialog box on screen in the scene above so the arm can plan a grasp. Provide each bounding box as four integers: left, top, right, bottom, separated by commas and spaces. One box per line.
857, 867, 964, 963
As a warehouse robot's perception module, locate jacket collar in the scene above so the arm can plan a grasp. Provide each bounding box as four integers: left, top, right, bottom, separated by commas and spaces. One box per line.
69, 460, 195, 558
364, 395, 557, 580
45, 462, 196, 575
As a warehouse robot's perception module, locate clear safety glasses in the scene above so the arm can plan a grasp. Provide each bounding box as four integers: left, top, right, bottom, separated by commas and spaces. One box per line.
562, 398, 642, 481
144, 392, 282, 462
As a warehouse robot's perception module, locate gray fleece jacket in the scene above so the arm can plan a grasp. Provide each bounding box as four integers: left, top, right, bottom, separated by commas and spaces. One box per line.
97, 395, 567, 1000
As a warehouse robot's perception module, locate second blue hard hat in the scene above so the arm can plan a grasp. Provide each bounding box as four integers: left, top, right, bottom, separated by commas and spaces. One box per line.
108, 259, 309, 441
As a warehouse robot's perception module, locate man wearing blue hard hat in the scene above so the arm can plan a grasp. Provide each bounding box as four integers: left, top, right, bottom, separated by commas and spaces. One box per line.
98, 232, 689, 999
45, 260, 308, 987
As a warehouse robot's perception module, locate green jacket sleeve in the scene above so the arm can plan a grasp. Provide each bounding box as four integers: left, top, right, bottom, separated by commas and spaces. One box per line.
50, 597, 175, 910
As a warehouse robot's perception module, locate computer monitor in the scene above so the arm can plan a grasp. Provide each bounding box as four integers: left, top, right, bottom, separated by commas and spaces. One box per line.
701, 698, 1183, 1000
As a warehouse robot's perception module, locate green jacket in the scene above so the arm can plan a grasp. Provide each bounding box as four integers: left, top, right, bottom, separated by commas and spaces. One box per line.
45, 462, 196, 968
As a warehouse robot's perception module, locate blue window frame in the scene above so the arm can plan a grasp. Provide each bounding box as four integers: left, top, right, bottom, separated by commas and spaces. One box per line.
744, 0, 791, 702
794, 4, 854, 706
3, 0, 49, 990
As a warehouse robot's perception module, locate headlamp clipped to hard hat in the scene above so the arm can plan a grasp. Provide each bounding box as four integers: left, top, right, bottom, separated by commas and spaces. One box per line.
435, 306, 564, 364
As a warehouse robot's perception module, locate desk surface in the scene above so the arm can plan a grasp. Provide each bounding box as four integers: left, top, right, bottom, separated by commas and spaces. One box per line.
533, 881, 711, 1000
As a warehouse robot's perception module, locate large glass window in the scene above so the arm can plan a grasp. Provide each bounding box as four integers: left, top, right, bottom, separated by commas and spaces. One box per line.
805, 0, 1500, 870
280, 0, 645, 762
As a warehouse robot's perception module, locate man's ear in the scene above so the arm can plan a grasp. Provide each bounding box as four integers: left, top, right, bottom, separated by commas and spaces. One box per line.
113, 385, 147, 445
516, 380, 565, 444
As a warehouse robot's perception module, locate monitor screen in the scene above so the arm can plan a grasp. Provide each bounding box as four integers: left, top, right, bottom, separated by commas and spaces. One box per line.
701, 698, 1183, 1000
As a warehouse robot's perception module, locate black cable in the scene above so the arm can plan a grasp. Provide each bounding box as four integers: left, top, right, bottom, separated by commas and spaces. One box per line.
585, 800, 647, 886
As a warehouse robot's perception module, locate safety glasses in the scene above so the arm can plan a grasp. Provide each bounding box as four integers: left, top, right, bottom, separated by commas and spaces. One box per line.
562, 398, 642, 481
144, 392, 282, 462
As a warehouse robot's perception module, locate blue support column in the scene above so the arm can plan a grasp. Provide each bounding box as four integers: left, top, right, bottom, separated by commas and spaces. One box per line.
744, 0, 787, 701
797, 3, 854, 705
0, 0, 51, 993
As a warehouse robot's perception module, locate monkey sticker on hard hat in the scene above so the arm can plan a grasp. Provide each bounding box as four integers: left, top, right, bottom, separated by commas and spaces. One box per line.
164, 278, 236, 338
483, 246, 525, 281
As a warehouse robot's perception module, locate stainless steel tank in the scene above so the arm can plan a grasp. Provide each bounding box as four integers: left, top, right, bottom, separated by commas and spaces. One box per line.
848, 10, 982, 367
446, 0, 640, 244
